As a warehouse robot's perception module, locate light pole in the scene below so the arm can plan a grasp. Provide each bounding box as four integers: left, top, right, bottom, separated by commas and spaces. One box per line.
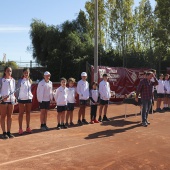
94, 0, 98, 82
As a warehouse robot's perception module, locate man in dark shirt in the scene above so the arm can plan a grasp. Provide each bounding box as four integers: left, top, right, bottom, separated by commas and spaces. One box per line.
135, 72, 158, 127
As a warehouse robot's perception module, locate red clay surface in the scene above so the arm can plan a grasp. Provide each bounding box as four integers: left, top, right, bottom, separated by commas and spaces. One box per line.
0, 103, 170, 170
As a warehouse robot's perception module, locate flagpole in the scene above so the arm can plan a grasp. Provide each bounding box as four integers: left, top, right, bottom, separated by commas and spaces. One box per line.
94, 0, 98, 82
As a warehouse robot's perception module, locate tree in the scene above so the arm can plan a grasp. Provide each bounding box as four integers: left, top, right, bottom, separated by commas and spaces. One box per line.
0, 61, 18, 69
154, 0, 170, 73
109, 0, 134, 67
85, 0, 107, 46
30, 0, 170, 78
30, 11, 94, 81
132, 0, 156, 68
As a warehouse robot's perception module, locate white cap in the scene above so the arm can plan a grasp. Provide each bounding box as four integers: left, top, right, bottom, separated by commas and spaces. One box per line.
44, 71, 51, 76
81, 72, 87, 77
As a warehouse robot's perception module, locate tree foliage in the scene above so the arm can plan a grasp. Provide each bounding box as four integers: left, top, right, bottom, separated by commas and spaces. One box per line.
30, 0, 170, 81
0, 61, 18, 70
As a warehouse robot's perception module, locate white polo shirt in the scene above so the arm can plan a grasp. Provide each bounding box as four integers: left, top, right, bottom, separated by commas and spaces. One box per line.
54, 86, 68, 106
67, 87, 76, 103
37, 79, 53, 102
99, 80, 111, 100
77, 80, 89, 100
156, 79, 165, 94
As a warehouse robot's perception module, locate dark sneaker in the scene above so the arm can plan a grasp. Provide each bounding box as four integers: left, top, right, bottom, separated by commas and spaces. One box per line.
102, 116, 110, 121
2, 133, 9, 140
56, 124, 61, 130
98, 116, 102, 122
156, 108, 164, 113
77, 120, 83, 126
166, 107, 169, 111
142, 122, 148, 127
70, 122, 75, 126
65, 122, 69, 127
61, 124, 68, 129
160, 109, 165, 113
163, 107, 168, 111
40, 125, 46, 131
44, 125, 49, 130
156, 108, 160, 112
82, 119, 89, 125
7, 132, 14, 138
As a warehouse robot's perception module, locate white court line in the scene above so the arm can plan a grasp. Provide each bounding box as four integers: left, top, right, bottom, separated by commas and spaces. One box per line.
0, 142, 96, 166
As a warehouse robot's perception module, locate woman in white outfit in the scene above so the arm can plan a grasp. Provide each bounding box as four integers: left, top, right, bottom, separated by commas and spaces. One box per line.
16, 68, 33, 135
0, 66, 16, 139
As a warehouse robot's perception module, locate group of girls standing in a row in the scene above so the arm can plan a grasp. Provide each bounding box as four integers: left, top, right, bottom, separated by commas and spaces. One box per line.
0, 66, 32, 139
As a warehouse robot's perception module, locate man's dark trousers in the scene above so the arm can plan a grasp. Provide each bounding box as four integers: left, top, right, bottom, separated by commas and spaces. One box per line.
141, 99, 152, 123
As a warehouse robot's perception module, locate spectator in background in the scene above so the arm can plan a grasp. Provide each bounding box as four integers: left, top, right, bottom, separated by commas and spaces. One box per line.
149, 69, 157, 114
164, 74, 170, 111
155, 74, 165, 113
135, 72, 158, 127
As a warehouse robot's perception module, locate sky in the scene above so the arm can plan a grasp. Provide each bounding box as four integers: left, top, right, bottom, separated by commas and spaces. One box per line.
0, 0, 156, 66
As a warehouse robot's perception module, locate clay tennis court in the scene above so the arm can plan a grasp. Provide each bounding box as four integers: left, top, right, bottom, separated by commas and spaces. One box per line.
0, 103, 170, 170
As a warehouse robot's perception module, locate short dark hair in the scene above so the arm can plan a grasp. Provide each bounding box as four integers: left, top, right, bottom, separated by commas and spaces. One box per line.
3, 66, 12, 77
103, 73, 108, 77
60, 77, 67, 82
91, 81, 98, 86
91, 81, 98, 89
23, 67, 30, 73
165, 74, 169, 77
